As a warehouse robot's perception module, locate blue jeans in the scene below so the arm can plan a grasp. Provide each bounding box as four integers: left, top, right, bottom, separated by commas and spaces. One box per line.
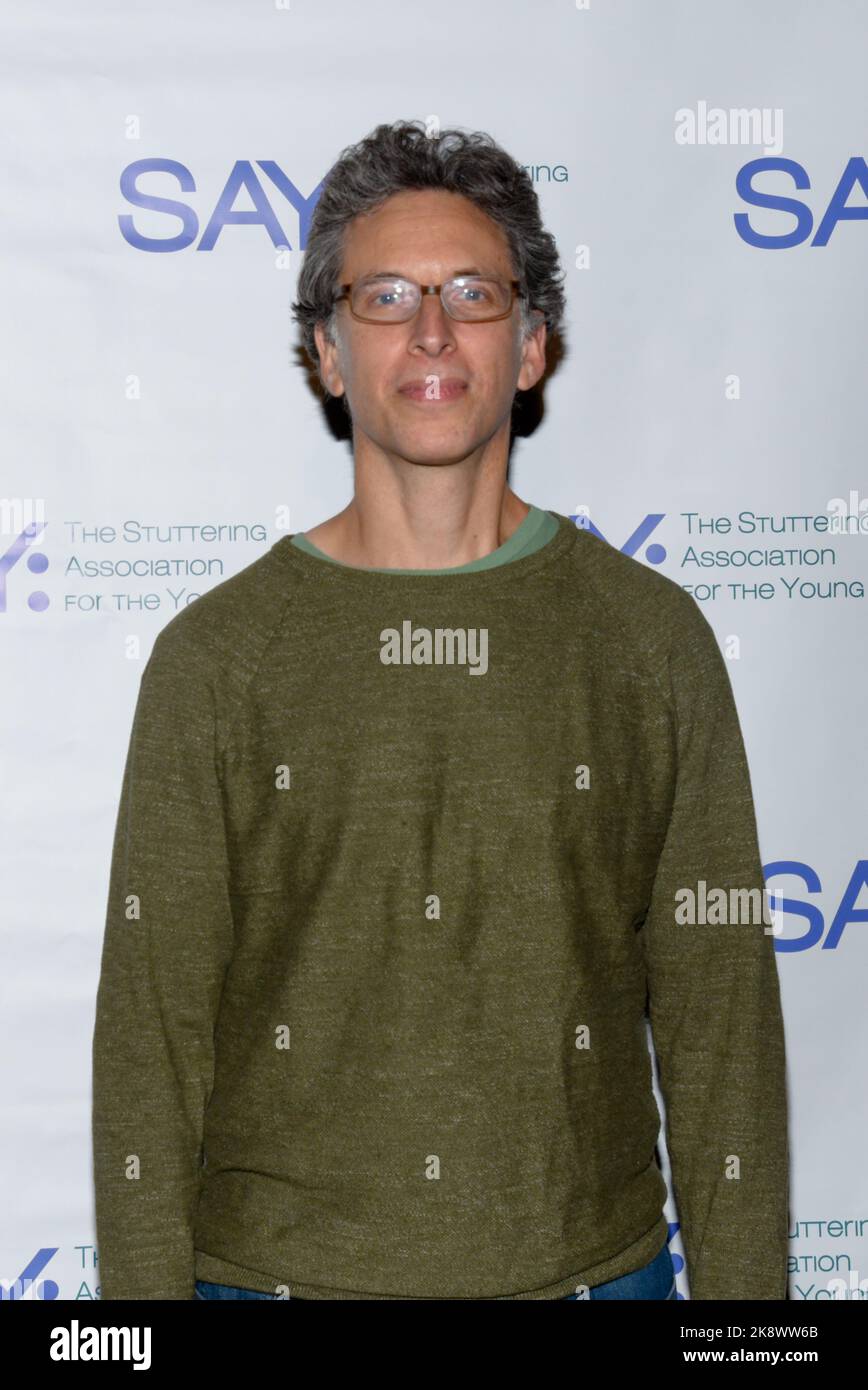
195, 1240, 676, 1301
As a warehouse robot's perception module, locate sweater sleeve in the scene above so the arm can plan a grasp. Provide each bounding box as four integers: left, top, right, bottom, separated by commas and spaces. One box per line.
638, 602, 790, 1300
91, 627, 236, 1299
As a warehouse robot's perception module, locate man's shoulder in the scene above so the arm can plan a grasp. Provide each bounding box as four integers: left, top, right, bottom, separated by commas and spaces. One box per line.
559, 516, 714, 657
146, 538, 296, 674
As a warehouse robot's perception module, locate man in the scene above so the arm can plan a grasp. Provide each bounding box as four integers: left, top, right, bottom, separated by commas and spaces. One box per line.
92, 119, 789, 1301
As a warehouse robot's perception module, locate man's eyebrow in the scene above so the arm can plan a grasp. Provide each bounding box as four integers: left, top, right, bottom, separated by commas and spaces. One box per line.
354, 266, 495, 282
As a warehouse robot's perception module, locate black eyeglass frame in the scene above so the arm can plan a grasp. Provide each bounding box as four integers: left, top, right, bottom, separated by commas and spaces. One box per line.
333, 276, 525, 324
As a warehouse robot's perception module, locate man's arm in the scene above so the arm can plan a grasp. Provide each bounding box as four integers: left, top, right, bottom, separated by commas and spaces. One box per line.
638, 602, 789, 1300
91, 626, 236, 1299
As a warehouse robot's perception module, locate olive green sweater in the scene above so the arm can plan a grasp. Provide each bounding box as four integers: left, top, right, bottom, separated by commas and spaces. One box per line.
91, 509, 789, 1300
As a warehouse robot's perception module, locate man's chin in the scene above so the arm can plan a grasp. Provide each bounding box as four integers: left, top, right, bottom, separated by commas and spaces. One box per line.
366, 419, 484, 467
389, 444, 479, 467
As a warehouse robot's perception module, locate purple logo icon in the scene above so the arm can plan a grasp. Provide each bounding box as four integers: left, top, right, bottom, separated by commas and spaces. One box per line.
0, 523, 49, 613
570, 512, 666, 564
0, 1247, 60, 1300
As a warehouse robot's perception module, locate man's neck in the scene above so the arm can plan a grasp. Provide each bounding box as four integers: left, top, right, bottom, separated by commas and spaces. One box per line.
301, 480, 531, 571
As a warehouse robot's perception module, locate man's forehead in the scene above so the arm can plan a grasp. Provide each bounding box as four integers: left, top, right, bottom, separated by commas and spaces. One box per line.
341, 193, 511, 272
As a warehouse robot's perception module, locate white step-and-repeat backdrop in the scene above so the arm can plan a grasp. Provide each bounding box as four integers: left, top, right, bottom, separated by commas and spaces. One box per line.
2, 0, 866, 1301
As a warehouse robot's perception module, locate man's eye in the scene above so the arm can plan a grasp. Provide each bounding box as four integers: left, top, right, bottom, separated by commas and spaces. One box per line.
359, 283, 406, 310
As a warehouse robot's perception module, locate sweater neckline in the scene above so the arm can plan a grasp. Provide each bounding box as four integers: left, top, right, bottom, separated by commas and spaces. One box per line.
290, 501, 553, 573
269, 509, 583, 590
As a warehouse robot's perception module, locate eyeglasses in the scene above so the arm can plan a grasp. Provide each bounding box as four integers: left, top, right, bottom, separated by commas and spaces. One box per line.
334, 275, 523, 324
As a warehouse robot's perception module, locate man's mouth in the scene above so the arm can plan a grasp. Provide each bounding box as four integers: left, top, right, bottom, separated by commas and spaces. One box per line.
397, 378, 468, 402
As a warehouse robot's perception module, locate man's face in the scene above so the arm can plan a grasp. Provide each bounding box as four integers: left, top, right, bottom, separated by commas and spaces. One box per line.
314, 189, 547, 467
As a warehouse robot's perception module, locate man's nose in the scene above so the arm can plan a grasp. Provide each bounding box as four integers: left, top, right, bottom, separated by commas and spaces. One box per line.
409, 292, 456, 346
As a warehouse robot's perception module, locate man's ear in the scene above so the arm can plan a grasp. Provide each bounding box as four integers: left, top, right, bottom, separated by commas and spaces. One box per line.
314, 320, 346, 398
516, 312, 547, 393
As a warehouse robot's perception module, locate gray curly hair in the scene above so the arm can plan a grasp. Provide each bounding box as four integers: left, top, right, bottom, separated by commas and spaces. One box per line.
291, 119, 567, 396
